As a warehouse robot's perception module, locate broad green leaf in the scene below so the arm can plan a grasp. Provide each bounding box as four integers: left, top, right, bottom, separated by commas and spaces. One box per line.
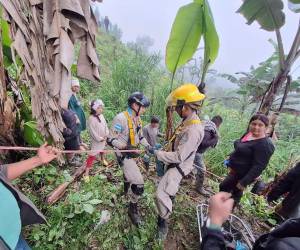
82, 191, 93, 201
88, 199, 102, 205
83, 203, 95, 214
288, 0, 300, 13
1, 19, 12, 65
23, 121, 44, 147
267, 218, 277, 225
194, 0, 203, 3
166, 2, 203, 73
237, 0, 285, 31
202, 0, 219, 78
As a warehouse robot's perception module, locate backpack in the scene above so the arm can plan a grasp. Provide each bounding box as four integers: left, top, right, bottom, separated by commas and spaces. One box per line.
197, 120, 218, 154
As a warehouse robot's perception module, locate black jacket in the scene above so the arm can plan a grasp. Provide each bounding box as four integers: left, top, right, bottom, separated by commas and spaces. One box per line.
228, 137, 275, 187
201, 218, 300, 250
61, 109, 79, 141
267, 162, 300, 219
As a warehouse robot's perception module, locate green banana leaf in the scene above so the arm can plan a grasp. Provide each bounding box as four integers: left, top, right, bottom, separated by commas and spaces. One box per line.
202, 0, 219, 82
166, 2, 203, 74
1, 18, 12, 66
237, 0, 285, 31
23, 121, 44, 147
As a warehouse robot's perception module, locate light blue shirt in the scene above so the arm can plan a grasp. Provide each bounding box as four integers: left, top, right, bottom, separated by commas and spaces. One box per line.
0, 182, 22, 249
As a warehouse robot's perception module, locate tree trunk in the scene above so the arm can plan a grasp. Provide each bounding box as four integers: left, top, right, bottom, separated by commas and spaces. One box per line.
259, 71, 288, 114
259, 19, 300, 115
278, 75, 291, 112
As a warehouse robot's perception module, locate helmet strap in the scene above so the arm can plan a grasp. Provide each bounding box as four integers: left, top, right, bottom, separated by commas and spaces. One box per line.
131, 104, 141, 116
175, 105, 184, 118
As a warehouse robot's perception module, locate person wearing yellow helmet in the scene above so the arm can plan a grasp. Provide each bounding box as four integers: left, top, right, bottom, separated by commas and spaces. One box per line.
147, 83, 205, 240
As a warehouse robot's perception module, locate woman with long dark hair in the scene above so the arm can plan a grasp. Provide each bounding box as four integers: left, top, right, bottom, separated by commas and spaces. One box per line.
220, 113, 275, 203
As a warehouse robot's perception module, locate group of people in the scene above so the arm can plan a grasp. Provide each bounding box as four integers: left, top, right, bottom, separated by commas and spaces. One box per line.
1, 80, 300, 249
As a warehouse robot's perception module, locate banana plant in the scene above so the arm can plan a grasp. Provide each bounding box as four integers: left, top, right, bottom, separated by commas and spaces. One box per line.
237, 0, 300, 114
165, 0, 219, 91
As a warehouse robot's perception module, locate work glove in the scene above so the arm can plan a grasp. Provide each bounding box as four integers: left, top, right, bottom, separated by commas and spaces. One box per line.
223, 159, 230, 168
146, 143, 162, 155
146, 146, 156, 155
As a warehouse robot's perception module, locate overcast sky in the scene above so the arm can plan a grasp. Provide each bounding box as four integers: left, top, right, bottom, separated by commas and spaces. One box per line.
93, 1, 299, 76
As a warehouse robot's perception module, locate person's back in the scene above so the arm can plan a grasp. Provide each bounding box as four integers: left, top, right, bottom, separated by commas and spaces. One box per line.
197, 118, 220, 154
61, 109, 81, 166
267, 162, 300, 219
61, 109, 79, 142
194, 115, 223, 195
253, 217, 300, 250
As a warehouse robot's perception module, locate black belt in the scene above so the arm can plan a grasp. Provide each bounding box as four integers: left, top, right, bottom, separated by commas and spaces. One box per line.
167, 163, 185, 178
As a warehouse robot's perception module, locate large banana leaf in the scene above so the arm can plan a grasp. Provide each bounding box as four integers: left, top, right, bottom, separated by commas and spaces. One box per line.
166, 2, 203, 74
202, 0, 219, 81
23, 121, 44, 147
237, 0, 285, 31
0, 18, 12, 66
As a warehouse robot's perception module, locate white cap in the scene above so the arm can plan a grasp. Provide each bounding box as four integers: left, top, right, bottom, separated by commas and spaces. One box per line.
91, 99, 104, 111
71, 78, 80, 87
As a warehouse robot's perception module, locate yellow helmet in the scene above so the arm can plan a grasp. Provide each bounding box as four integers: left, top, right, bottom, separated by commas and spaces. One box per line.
166, 83, 206, 107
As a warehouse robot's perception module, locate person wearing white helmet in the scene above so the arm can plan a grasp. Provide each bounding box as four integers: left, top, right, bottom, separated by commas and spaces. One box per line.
84, 99, 109, 180
68, 77, 87, 144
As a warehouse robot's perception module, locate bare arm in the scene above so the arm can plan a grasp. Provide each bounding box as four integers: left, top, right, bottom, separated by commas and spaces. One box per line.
6, 144, 59, 181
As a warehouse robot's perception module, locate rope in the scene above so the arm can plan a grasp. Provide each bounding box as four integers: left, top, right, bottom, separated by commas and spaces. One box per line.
0, 145, 278, 208
0, 146, 144, 154
193, 163, 224, 181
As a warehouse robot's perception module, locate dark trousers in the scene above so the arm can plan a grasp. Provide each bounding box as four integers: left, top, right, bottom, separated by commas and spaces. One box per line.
219, 173, 243, 204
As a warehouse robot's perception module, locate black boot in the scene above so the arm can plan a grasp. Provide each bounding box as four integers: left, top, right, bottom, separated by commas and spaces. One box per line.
157, 216, 168, 240
128, 202, 141, 226
123, 181, 130, 195
195, 174, 209, 196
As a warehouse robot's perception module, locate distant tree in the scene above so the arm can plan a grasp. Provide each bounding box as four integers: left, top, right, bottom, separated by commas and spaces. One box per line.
238, 0, 300, 116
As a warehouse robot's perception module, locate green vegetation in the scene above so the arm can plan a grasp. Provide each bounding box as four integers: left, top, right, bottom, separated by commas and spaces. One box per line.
1, 1, 300, 248
10, 30, 298, 249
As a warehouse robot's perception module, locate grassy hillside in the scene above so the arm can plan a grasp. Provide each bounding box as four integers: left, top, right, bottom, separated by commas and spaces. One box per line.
14, 31, 300, 249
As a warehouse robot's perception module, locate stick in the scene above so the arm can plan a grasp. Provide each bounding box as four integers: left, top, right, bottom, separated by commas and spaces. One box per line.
46, 165, 86, 204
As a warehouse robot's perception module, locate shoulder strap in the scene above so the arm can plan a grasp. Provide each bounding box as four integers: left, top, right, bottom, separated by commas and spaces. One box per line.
164, 119, 201, 151
184, 119, 201, 126
124, 111, 136, 146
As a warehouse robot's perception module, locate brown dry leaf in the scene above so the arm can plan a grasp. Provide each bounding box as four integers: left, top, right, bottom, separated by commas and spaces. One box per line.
0, 0, 101, 148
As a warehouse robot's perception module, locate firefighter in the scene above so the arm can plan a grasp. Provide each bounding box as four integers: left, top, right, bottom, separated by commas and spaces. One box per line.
108, 92, 150, 226
148, 84, 205, 239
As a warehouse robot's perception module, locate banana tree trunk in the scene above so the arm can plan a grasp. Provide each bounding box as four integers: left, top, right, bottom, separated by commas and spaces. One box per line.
259, 19, 300, 115
259, 71, 289, 114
